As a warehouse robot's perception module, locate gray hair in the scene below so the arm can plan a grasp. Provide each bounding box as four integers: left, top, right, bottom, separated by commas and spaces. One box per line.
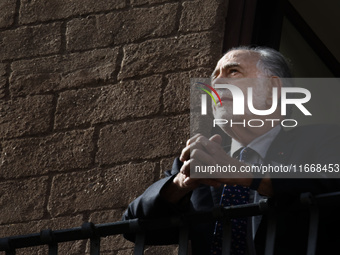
226, 46, 293, 78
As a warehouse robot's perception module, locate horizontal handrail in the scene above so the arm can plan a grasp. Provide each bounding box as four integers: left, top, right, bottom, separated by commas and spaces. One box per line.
0, 191, 339, 254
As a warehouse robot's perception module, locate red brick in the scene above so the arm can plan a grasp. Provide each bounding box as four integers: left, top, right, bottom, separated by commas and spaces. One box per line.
10, 48, 119, 97
0, 95, 54, 139
118, 32, 223, 79
47, 162, 157, 217
55, 75, 162, 129
19, 0, 126, 24
0, 0, 17, 28
0, 129, 94, 179
0, 23, 61, 61
0, 177, 48, 224
66, 3, 178, 51
96, 115, 189, 165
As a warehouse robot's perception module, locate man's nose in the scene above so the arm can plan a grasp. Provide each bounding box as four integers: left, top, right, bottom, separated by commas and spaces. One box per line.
212, 76, 228, 87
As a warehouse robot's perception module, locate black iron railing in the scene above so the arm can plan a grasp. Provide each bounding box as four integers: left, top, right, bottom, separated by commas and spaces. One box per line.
0, 191, 339, 255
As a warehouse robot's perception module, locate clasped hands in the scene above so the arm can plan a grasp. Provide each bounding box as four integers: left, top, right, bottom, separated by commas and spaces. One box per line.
173, 134, 252, 191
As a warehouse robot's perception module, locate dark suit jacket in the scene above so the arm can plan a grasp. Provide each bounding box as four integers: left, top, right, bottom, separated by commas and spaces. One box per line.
123, 124, 340, 254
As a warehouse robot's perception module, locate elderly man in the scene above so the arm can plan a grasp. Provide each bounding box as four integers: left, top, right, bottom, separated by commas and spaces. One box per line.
123, 46, 340, 255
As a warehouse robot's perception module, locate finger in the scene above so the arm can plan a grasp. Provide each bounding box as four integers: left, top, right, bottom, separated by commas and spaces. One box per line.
180, 134, 204, 162
196, 135, 225, 156
209, 134, 222, 145
190, 147, 216, 166
180, 158, 205, 178
180, 159, 191, 177
183, 176, 200, 187
180, 138, 206, 162
186, 133, 203, 146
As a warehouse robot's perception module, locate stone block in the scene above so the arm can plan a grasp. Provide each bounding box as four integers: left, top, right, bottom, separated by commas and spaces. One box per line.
66, 15, 112, 51
164, 68, 213, 113
0, 129, 94, 179
10, 48, 119, 97
19, 0, 126, 24
130, 0, 169, 6
180, 0, 226, 32
144, 246, 178, 255
66, 3, 178, 51
0, 177, 48, 224
0, 95, 54, 139
0, 22, 61, 61
0, 0, 17, 28
55, 75, 162, 129
96, 115, 189, 165
47, 162, 156, 217
118, 32, 222, 79
0, 63, 7, 99
117, 249, 134, 255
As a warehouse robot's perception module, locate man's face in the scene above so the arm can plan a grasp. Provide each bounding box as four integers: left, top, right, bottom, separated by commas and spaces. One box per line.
211, 50, 270, 121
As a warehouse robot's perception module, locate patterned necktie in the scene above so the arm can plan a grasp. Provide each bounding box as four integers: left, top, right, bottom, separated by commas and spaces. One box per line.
210, 147, 252, 255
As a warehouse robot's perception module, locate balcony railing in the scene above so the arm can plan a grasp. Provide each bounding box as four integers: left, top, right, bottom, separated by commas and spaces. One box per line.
0, 191, 339, 255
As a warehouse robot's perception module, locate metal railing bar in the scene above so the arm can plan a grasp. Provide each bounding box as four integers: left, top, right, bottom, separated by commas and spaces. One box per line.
48, 243, 58, 255
133, 233, 145, 255
314, 191, 340, 206
221, 199, 271, 220
221, 219, 232, 255
90, 237, 100, 255
52, 227, 84, 243
40, 229, 58, 255
300, 192, 319, 255
0, 221, 137, 251
306, 206, 319, 255
264, 214, 276, 255
178, 226, 189, 255
94, 219, 140, 236
5, 233, 41, 250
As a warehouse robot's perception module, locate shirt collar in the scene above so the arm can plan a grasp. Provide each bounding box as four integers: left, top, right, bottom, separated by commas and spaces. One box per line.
230, 125, 281, 160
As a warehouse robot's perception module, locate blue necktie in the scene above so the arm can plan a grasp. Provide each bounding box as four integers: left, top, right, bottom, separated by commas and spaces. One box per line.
210, 147, 251, 255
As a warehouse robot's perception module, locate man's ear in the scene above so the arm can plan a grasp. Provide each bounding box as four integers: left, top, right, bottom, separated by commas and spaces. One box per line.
266, 76, 282, 106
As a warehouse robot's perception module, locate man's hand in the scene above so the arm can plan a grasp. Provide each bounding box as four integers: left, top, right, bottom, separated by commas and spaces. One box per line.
179, 134, 226, 187
160, 134, 222, 204
161, 134, 274, 204
179, 134, 273, 196
179, 134, 252, 185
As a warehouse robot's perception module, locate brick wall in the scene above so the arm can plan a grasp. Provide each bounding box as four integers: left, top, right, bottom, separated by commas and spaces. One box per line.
0, 0, 228, 254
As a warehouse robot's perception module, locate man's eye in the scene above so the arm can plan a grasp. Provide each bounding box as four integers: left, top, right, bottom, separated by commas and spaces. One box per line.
229, 69, 238, 74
